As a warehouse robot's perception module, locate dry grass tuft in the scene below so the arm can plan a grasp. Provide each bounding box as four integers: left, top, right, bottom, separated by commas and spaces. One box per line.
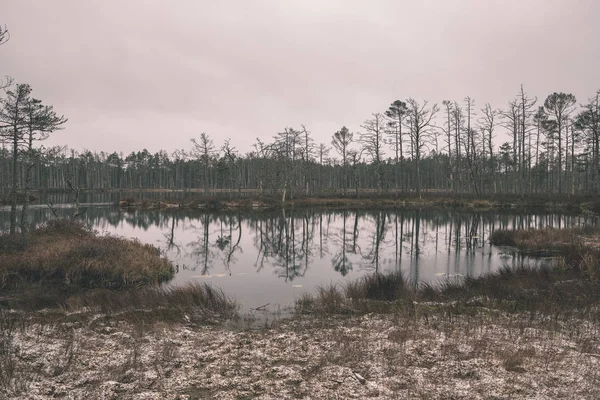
65, 283, 238, 323
345, 270, 407, 302
502, 349, 536, 373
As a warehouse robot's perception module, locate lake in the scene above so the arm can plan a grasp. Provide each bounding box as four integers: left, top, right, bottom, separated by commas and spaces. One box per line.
1, 202, 597, 310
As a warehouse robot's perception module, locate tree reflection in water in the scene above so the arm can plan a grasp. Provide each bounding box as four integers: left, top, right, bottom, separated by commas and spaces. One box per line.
2, 206, 597, 287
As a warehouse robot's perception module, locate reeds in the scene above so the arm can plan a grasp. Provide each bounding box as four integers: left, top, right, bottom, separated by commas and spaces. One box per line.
299, 271, 411, 315
64, 283, 238, 322
298, 244, 600, 317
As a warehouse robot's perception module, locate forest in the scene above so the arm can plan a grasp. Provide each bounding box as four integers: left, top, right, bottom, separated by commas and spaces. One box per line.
2, 83, 600, 207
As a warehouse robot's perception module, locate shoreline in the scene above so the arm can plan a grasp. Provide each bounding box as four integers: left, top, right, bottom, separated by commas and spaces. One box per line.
4, 188, 599, 214
117, 193, 600, 213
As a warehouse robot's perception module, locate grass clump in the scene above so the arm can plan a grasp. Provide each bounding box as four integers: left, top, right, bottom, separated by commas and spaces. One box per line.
296, 285, 350, 314
346, 270, 407, 301
0, 219, 174, 290
64, 283, 237, 323
298, 272, 412, 315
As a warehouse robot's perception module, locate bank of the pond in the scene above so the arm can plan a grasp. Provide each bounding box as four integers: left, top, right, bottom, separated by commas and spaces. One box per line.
2, 264, 600, 399
0, 192, 38, 206
118, 192, 600, 214
296, 253, 600, 317
0, 219, 174, 292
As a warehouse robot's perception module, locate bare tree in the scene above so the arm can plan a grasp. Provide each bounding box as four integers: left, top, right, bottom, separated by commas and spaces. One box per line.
331, 126, 353, 195
574, 90, 600, 193
317, 143, 330, 193
544, 92, 577, 193
519, 85, 538, 192
501, 99, 521, 193
273, 127, 301, 202
532, 106, 547, 191
317, 143, 330, 165
360, 113, 386, 193
385, 100, 408, 194
441, 100, 455, 192
463, 96, 480, 196
191, 132, 215, 194
406, 99, 439, 198
452, 101, 465, 192
0, 84, 31, 235
347, 149, 364, 198
479, 103, 498, 194
21, 99, 67, 236
566, 116, 580, 195
300, 125, 315, 195
222, 138, 242, 197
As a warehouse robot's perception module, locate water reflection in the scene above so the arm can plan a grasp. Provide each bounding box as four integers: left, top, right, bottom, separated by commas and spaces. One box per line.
0, 206, 597, 308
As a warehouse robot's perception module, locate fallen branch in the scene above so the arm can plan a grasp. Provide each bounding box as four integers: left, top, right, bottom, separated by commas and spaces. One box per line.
251, 303, 270, 311
46, 201, 59, 218
352, 371, 366, 385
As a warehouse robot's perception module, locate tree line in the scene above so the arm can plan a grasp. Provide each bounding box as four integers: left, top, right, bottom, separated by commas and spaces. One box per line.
3, 87, 600, 203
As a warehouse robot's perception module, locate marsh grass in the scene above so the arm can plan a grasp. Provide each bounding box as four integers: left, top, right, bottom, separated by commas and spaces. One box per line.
298, 227, 600, 317
0, 310, 27, 393
315, 284, 347, 313
0, 219, 174, 290
65, 283, 238, 323
300, 265, 600, 317
345, 270, 407, 301
490, 227, 595, 252
490, 227, 600, 275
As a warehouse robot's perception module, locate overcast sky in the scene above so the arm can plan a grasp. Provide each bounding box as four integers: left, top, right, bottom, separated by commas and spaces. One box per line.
2, 0, 600, 156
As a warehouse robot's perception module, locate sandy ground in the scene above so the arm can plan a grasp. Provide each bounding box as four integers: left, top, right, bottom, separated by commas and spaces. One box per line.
2, 310, 600, 400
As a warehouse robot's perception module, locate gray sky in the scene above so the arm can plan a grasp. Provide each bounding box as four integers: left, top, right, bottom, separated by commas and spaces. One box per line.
2, 0, 600, 156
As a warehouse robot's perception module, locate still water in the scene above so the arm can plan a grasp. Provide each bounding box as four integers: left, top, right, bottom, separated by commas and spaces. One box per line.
1, 204, 597, 309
